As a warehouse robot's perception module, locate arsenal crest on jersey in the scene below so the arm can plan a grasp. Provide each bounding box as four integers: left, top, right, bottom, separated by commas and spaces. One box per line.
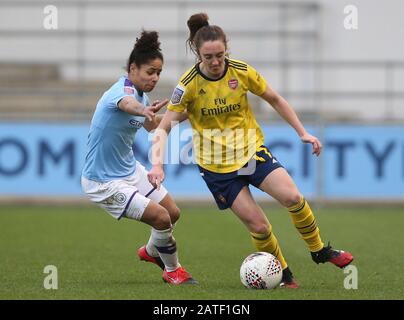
228, 79, 238, 90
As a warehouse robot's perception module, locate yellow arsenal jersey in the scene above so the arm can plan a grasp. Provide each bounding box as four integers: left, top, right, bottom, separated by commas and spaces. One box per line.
168, 58, 267, 173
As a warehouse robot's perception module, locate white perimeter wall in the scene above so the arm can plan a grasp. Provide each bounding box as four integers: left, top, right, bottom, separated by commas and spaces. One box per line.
0, 0, 403, 119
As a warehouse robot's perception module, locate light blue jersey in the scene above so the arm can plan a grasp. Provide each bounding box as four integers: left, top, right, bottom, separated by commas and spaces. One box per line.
82, 76, 149, 182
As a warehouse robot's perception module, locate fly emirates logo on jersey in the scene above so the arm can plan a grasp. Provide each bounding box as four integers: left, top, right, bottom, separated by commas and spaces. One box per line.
201, 97, 241, 116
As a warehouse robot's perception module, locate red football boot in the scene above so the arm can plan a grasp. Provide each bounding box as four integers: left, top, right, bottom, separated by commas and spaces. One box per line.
279, 267, 299, 289
311, 242, 354, 268
162, 266, 198, 285
137, 245, 165, 270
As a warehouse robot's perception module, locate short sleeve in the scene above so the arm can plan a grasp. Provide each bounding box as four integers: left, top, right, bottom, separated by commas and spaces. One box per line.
247, 64, 267, 96
167, 83, 191, 113
108, 85, 135, 109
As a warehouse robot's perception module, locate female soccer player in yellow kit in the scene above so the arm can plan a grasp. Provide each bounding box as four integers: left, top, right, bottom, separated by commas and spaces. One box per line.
148, 13, 353, 288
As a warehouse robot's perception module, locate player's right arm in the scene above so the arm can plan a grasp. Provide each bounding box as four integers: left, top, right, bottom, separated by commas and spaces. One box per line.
147, 110, 186, 189
260, 84, 322, 156
118, 96, 167, 121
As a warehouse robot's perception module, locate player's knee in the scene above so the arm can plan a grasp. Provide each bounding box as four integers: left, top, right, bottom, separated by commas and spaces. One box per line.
282, 192, 302, 208
249, 222, 270, 235
168, 205, 180, 224
152, 207, 172, 230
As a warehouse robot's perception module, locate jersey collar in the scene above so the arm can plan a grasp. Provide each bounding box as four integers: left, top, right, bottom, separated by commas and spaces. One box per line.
196, 59, 229, 82
124, 77, 144, 97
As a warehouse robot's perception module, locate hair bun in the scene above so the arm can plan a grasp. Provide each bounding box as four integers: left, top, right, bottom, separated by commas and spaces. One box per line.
187, 13, 209, 33
134, 30, 161, 53
126, 30, 163, 72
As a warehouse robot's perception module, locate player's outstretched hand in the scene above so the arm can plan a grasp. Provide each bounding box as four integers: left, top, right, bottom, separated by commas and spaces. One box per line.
150, 99, 169, 113
300, 133, 322, 156
142, 99, 168, 121
142, 107, 155, 122
147, 165, 165, 190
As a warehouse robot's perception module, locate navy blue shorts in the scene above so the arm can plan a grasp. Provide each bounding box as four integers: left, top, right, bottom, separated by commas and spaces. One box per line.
198, 145, 283, 210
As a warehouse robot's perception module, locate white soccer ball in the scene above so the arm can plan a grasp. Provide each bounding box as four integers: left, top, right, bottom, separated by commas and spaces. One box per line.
240, 252, 283, 289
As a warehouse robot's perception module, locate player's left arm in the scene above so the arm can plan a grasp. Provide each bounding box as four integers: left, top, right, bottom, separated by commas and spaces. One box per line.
260, 84, 322, 156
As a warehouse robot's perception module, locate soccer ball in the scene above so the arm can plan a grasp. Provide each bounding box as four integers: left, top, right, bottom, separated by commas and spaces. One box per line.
240, 252, 283, 289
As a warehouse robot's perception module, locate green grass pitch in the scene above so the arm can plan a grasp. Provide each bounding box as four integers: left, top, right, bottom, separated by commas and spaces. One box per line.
0, 204, 402, 300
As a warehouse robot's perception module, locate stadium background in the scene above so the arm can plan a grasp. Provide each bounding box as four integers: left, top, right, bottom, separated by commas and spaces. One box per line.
0, 0, 403, 300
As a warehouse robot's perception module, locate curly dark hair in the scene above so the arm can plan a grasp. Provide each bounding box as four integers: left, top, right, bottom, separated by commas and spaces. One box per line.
127, 30, 163, 72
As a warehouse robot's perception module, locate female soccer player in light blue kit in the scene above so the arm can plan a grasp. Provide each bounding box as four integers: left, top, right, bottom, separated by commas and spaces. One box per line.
81, 31, 196, 285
